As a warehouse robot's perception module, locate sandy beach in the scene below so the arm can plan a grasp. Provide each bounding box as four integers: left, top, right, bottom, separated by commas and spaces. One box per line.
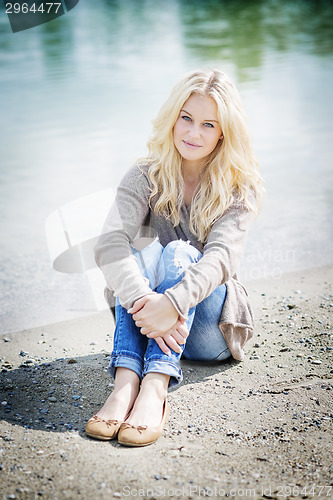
0, 265, 332, 500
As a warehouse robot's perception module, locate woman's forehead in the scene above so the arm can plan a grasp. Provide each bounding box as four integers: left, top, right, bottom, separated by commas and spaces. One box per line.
182, 93, 218, 119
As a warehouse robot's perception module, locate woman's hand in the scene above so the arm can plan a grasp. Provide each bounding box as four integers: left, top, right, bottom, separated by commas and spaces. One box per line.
151, 320, 189, 356
129, 293, 179, 335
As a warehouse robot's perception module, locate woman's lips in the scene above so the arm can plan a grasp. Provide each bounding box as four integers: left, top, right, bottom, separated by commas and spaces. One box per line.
183, 140, 202, 149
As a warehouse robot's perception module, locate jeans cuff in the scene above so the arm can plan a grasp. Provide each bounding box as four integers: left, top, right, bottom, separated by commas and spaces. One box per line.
108, 352, 144, 381
143, 358, 183, 388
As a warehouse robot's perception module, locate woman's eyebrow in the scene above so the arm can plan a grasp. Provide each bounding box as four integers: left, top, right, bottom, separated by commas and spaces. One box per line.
180, 109, 219, 122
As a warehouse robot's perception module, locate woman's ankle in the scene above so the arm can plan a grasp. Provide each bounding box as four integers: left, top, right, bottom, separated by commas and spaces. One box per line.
96, 368, 140, 420
140, 372, 169, 400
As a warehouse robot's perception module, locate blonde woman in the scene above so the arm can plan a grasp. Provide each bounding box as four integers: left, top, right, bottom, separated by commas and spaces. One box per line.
85, 69, 263, 447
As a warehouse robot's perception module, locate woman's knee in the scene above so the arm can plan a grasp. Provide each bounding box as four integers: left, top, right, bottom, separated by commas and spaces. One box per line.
133, 238, 164, 288
156, 240, 202, 289
163, 240, 185, 255
163, 240, 201, 267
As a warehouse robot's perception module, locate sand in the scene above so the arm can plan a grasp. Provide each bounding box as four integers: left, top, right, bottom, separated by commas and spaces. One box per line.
0, 265, 332, 500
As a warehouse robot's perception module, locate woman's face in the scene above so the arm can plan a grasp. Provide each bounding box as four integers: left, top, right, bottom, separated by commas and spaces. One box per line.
173, 93, 223, 170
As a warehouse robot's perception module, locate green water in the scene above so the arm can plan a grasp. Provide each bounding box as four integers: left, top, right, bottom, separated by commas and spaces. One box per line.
0, 0, 332, 333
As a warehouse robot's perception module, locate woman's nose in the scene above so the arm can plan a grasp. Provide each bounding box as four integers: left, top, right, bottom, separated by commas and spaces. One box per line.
189, 122, 201, 138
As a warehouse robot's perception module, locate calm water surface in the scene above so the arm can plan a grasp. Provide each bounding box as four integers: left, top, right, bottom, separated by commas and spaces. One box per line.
0, 0, 333, 334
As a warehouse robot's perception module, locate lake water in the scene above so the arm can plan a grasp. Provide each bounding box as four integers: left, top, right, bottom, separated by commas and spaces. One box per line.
1, 0, 333, 334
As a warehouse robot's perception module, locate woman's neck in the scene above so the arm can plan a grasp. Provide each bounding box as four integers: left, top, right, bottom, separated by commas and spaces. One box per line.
181, 160, 205, 184
182, 164, 203, 207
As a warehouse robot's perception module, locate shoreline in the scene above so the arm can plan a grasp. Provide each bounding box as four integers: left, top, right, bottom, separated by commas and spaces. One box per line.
1, 259, 333, 339
1, 262, 332, 352
0, 264, 332, 499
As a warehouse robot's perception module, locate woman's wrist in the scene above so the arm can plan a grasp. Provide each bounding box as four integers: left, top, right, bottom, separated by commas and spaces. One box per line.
163, 290, 187, 321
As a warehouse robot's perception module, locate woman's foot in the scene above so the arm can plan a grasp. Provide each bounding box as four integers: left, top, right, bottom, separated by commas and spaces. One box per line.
85, 368, 140, 440
125, 373, 168, 428
95, 367, 140, 422
117, 373, 170, 446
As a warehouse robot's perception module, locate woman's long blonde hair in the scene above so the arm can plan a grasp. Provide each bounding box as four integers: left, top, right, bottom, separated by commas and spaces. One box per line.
140, 69, 264, 243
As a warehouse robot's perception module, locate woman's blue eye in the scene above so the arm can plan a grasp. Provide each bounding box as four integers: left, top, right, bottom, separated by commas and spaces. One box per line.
204, 122, 214, 128
181, 115, 191, 121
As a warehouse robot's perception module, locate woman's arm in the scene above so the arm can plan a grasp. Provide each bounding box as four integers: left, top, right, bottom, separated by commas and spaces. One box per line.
163, 193, 257, 319
95, 165, 155, 309
96, 165, 187, 346
126, 192, 256, 335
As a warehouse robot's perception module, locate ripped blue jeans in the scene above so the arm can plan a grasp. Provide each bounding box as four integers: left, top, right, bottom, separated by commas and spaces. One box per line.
109, 239, 231, 387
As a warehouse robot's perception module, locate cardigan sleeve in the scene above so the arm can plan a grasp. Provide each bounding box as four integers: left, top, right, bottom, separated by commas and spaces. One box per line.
164, 193, 256, 319
94, 165, 154, 310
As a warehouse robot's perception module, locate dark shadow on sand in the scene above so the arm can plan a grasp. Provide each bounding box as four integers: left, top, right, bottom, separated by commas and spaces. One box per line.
0, 352, 236, 439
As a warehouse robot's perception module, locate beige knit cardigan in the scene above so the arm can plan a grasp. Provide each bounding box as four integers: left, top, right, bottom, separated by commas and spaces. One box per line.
95, 164, 256, 361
